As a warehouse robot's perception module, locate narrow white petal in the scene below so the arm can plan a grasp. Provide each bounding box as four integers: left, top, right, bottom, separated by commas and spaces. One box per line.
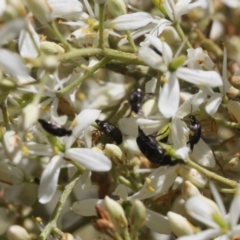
0, 49, 30, 79
145, 208, 171, 234
227, 100, 240, 123
110, 12, 153, 31
177, 229, 221, 240
113, 184, 128, 200
118, 118, 138, 137
177, 68, 223, 87
129, 166, 178, 200
72, 199, 103, 216
190, 139, 216, 168
38, 155, 64, 204
229, 183, 240, 227
19, 21, 39, 58
65, 148, 112, 172
175, 146, 190, 160
205, 93, 222, 116
145, 77, 157, 93
159, 73, 180, 118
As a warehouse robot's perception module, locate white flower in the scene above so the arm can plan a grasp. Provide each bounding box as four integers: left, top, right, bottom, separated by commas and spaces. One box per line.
177, 182, 240, 240
38, 109, 112, 204
162, 0, 208, 22
139, 35, 223, 118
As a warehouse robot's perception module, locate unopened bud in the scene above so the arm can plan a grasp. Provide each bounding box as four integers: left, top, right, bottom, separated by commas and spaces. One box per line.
107, 0, 127, 17
228, 75, 240, 90
104, 144, 124, 165
43, 56, 59, 72
130, 200, 146, 229
182, 181, 201, 201
7, 225, 30, 240
0, 162, 24, 185
60, 233, 75, 240
223, 156, 240, 172
104, 196, 128, 228
176, 165, 208, 188
0, 78, 17, 89
40, 41, 65, 55
167, 212, 196, 237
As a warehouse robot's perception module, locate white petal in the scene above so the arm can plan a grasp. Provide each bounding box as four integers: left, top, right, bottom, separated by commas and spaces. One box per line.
175, 146, 190, 160
113, 184, 128, 200
159, 73, 179, 118
177, 68, 223, 87
145, 208, 171, 234
205, 93, 222, 116
229, 183, 240, 227
66, 109, 101, 148
0, 49, 30, 80
72, 199, 103, 216
177, 229, 221, 240
110, 12, 153, 31
177, 91, 208, 118
190, 139, 216, 168
0, 18, 26, 45
19, 21, 40, 58
65, 148, 112, 172
129, 166, 178, 200
38, 155, 64, 204
185, 196, 220, 229
145, 77, 157, 93
48, 0, 83, 19
118, 118, 138, 137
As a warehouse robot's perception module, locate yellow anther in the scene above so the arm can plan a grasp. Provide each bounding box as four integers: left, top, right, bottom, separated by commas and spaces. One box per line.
146, 185, 155, 192
26, 132, 33, 140
145, 177, 152, 184
53, 146, 59, 155
22, 145, 29, 156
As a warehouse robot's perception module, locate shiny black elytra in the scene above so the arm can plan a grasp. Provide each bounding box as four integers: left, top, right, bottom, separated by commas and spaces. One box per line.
136, 127, 178, 166
187, 115, 201, 151
95, 120, 123, 145
128, 88, 144, 114
38, 119, 72, 137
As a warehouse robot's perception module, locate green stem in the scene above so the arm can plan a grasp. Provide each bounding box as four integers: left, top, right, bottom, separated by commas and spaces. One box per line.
98, 3, 105, 49
37, 171, 82, 240
125, 30, 137, 53
56, 57, 110, 97
214, 117, 240, 128
118, 176, 134, 190
1, 100, 11, 130
173, 22, 192, 49
48, 22, 72, 51
122, 227, 131, 240
185, 159, 238, 188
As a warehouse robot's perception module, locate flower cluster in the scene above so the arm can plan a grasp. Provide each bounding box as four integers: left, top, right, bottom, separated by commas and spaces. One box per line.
0, 0, 240, 240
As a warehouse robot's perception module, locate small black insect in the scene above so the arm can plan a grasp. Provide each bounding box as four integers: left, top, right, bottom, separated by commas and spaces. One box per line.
95, 120, 123, 145
128, 88, 144, 114
136, 127, 178, 166
38, 119, 72, 137
187, 115, 201, 151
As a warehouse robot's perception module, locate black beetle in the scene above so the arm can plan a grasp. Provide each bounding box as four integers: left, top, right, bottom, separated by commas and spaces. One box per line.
187, 115, 201, 151
38, 119, 72, 137
95, 120, 123, 145
128, 88, 144, 114
136, 127, 178, 166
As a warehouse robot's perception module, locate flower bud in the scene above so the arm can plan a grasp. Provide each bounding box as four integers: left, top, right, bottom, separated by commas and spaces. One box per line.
104, 196, 128, 228
0, 78, 17, 90
130, 200, 146, 229
0, 162, 24, 185
7, 225, 30, 240
107, 0, 127, 17
176, 165, 208, 188
40, 41, 65, 55
228, 75, 240, 90
60, 233, 75, 240
25, 0, 52, 24
182, 180, 201, 201
223, 156, 240, 172
2, 131, 22, 164
104, 144, 124, 165
167, 212, 196, 237
18, 103, 39, 131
